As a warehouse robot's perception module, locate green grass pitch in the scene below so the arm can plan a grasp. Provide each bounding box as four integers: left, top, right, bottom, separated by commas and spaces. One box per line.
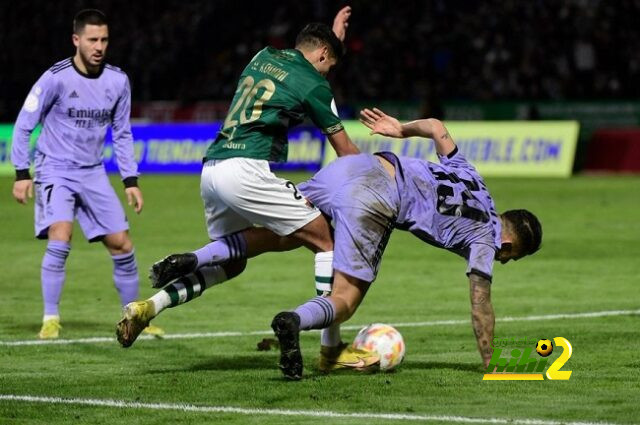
1, 173, 638, 424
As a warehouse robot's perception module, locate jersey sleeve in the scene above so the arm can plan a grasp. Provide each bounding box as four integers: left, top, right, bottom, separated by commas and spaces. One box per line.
302, 83, 343, 135
465, 243, 496, 282
111, 74, 138, 179
11, 70, 59, 171
437, 146, 477, 172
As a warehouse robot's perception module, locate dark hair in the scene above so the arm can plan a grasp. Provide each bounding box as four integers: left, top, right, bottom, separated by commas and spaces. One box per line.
73, 9, 108, 34
295, 23, 345, 60
502, 209, 542, 256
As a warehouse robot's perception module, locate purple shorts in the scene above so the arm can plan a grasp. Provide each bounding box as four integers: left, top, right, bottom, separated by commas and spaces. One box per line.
299, 154, 400, 282
33, 165, 129, 241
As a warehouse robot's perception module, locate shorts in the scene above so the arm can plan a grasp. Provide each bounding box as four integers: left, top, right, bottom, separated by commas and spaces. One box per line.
200, 157, 321, 239
299, 154, 400, 282
33, 165, 129, 241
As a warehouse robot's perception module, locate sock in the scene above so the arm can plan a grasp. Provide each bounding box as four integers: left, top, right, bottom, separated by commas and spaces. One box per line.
150, 265, 227, 314
294, 296, 336, 331
192, 232, 247, 268
315, 251, 334, 296
41, 240, 71, 317
315, 251, 342, 347
322, 323, 342, 347
112, 251, 139, 306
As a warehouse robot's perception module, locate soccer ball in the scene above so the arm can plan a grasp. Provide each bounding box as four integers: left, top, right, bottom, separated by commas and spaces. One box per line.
536, 339, 553, 357
352, 323, 406, 371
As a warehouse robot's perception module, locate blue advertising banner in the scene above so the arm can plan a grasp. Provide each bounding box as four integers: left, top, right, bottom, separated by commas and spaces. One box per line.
103, 123, 217, 174
101, 123, 325, 173
2, 123, 325, 175
2, 121, 579, 177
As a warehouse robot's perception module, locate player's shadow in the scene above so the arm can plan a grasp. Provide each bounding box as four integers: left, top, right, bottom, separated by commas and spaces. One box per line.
147, 354, 278, 374
401, 360, 481, 373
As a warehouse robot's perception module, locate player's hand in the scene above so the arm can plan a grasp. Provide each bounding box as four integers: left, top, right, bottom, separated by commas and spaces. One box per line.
125, 187, 144, 214
12, 179, 33, 205
360, 108, 404, 138
332, 6, 351, 41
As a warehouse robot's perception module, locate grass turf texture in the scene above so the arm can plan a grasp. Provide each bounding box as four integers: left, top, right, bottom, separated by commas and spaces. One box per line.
0, 173, 638, 424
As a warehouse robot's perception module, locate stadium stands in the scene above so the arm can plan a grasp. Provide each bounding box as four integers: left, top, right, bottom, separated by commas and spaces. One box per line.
2, 0, 639, 123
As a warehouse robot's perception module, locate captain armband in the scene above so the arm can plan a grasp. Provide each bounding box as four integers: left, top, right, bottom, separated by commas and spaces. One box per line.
324, 123, 344, 135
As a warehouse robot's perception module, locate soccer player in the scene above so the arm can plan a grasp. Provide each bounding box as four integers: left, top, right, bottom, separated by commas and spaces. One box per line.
116, 110, 541, 379
270, 109, 542, 379
117, 8, 363, 364
11, 9, 162, 339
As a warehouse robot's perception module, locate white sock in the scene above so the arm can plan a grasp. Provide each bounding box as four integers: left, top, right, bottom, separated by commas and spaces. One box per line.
149, 291, 172, 315
43, 314, 60, 322
321, 322, 342, 347
315, 251, 342, 347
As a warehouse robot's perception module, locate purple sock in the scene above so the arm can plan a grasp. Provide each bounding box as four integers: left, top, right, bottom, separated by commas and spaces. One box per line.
112, 251, 139, 306
41, 240, 71, 316
294, 296, 336, 330
192, 232, 247, 267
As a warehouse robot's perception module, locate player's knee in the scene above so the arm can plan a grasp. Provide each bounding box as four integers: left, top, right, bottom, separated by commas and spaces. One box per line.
223, 259, 247, 279
104, 232, 133, 255
48, 222, 73, 242
119, 239, 134, 254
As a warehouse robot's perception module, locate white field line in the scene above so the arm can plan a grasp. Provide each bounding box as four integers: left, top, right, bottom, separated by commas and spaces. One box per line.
0, 394, 624, 425
1, 309, 638, 347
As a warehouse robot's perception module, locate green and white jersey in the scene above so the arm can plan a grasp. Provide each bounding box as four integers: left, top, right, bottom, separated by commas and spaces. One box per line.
205, 47, 343, 162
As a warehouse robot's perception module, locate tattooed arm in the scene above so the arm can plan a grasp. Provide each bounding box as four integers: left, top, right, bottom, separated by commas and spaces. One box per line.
401, 118, 455, 156
359, 108, 455, 156
469, 272, 495, 368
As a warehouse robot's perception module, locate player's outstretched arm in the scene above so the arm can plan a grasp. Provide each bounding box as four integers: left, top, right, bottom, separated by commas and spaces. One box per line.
360, 108, 456, 156
327, 129, 360, 157
469, 273, 495, 368
360, 108, 404, 138
332, 6, 352, 42
403, 118, 456, 156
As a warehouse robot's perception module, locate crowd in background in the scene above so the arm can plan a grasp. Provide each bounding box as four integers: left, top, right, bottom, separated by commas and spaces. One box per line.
2, 0, 639, 121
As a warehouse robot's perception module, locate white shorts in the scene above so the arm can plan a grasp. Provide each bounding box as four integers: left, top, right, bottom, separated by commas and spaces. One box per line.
200, 158, 321, 239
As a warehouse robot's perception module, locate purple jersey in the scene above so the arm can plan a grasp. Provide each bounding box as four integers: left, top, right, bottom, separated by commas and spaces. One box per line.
300, 150, 501, 282
11, 58, 137, 179
379, 150, 501, 281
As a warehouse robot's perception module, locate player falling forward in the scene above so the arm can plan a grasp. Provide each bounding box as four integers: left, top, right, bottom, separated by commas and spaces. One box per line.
270, 109, 542, 379
116, 7, 373, 368
116, 109, 541, 379
11, 9, 162, 339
